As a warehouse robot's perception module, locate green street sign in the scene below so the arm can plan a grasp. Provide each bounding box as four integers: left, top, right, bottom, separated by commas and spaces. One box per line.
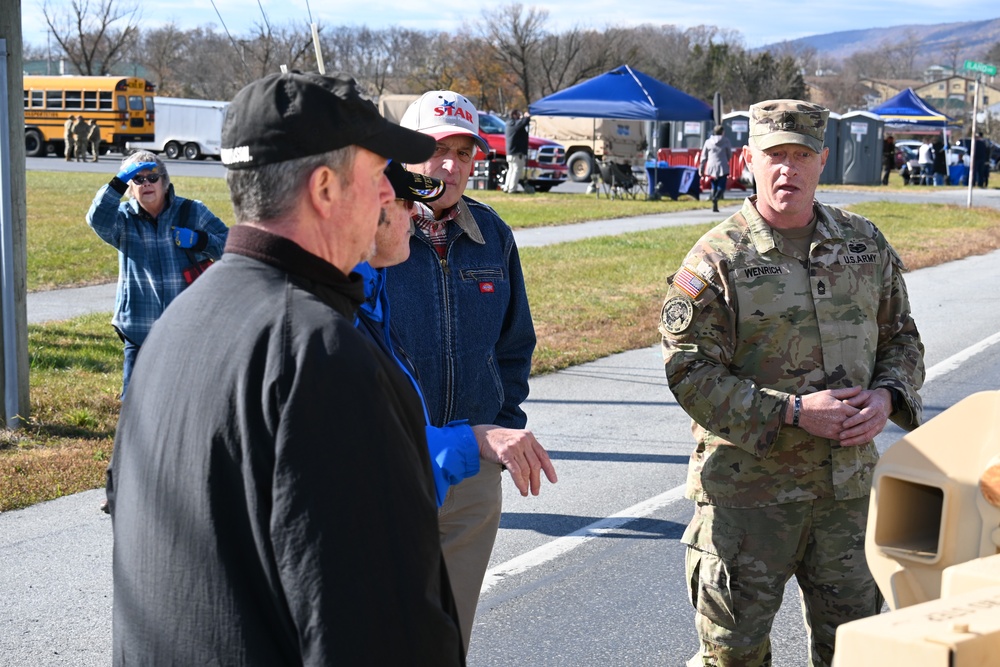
964, 59, 997, 76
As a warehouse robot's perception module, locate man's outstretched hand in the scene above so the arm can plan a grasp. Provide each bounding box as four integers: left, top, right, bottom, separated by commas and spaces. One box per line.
473, 424, 558, 497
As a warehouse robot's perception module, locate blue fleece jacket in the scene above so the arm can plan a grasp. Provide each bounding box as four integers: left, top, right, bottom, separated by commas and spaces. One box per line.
354, 262, 480, 505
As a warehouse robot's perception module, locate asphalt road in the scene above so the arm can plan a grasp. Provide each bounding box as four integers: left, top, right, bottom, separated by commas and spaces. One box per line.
7, 158, 1000, 665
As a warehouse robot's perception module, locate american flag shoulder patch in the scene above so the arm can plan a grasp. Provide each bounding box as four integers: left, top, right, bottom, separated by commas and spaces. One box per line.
673, 266, 707, 299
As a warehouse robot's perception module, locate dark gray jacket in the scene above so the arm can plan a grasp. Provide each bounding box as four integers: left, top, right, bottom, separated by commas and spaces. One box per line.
505, 115, 530, 156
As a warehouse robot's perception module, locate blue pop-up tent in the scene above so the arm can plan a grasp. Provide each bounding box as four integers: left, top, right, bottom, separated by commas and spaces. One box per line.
870, 88, 952, 128
529, 65, 713, 121
529, 66, 712, 198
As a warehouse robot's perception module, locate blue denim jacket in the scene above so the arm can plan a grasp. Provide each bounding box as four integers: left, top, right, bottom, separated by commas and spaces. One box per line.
385, 196, 535, 430
354, 262, 480, 506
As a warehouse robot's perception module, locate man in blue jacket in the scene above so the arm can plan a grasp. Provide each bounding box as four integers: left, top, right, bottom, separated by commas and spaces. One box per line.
392, 91, 554, 650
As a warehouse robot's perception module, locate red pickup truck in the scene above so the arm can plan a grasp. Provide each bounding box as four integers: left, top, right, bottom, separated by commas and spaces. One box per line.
476, 112, 568, 192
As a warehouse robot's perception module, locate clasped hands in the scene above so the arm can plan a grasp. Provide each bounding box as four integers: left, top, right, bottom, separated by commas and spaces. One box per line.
793, 386, 894, 447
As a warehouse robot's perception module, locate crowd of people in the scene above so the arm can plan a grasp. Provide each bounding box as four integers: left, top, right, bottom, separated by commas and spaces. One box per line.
84, 71, 933, 665
885, 131, 994, 187
63, 115, 101, 162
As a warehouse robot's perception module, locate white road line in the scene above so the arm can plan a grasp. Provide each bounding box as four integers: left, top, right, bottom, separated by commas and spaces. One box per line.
923, 330, 1000, 384
481, 485, 687, 594
482, 333, 1000, 596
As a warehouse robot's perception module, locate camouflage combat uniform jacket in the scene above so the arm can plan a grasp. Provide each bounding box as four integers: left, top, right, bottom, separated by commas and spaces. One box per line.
660, 197, 924, 508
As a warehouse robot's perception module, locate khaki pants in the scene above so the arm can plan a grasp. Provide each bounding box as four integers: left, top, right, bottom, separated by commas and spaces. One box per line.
438, 459, 503, 652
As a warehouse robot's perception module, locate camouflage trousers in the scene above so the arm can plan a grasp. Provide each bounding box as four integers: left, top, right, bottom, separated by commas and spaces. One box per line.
682, 497, 881, 667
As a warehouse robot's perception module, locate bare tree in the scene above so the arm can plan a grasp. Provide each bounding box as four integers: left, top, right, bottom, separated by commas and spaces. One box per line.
403, 31, 464, 93
818, 55, 870, 113
983, 41, 1000, 67
478, 3, 549, 106
889, 29, 922, 78
42, 0, 141, 75
942, 39, 964, 74
238, 22, 315, 82
132, 24, 189, 95
173, 27, 248, 100
533, 27, 630, 101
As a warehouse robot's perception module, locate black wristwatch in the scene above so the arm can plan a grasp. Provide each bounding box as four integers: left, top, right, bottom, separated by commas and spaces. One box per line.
887, 388, 903, 414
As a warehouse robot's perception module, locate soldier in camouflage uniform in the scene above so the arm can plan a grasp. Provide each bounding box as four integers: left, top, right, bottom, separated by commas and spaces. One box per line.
659, 99, 925, 667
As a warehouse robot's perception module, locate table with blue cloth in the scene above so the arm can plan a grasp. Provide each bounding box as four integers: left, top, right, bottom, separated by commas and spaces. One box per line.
948, 164, 969, 186
645, 162, 700, 200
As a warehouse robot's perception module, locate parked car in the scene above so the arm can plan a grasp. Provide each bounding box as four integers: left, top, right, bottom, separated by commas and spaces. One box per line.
476, 112, 568, 192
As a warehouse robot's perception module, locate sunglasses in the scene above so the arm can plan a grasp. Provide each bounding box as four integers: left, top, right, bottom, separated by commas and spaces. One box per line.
132, 173, 161, 185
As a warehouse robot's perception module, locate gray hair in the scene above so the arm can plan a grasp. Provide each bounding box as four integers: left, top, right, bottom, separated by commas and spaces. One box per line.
121, 150, 170, 189
226, 145, 357, 223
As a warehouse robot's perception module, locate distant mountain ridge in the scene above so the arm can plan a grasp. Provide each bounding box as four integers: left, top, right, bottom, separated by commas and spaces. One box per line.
763, 17, 1000, 65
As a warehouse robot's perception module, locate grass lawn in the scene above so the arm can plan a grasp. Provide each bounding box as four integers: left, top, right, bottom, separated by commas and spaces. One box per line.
26, 171, 711, 291
5, 171, 1000, 511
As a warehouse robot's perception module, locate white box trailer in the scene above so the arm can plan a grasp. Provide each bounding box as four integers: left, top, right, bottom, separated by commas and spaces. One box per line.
128, 97, 229, 160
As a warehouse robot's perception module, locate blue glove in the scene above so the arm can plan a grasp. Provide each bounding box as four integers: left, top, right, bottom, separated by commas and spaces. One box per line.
117, 161, 158, 183
171, 227, 199, 249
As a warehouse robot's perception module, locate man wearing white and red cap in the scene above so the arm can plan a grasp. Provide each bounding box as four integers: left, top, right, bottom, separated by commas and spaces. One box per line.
389, 90, 557, 650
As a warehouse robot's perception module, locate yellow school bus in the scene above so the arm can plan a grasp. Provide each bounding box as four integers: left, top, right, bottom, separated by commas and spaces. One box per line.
23, 75, 156, 157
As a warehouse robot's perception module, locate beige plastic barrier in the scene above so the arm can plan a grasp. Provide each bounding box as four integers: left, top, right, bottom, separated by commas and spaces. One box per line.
865, 390, 1000, 609
832, 391, 1000, 666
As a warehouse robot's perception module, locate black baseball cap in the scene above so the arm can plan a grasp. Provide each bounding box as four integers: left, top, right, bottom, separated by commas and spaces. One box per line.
221, 71, 436, 169
385, 160, 445, 203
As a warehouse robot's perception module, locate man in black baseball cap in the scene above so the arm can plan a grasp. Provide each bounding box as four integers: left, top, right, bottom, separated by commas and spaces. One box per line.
108, 72, 464, 665
220, 71, 435, 169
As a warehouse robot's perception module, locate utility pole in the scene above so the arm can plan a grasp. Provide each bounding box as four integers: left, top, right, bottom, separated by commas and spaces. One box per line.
963, 59, 998, 208
967, 76, 980, 208
0, 0, 31, 428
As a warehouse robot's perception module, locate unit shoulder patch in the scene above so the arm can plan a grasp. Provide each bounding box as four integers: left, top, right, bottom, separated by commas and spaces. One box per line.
661, 296, 694, 335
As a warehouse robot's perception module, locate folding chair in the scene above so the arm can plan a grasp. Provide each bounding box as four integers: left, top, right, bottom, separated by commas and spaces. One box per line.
608, 161, 642, 199
597, 160, 642, 200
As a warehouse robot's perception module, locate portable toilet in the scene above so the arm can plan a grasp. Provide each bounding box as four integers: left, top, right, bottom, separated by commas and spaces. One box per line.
721, 110, 752, 192
839, 110, 883, 185
644, 121, 671, 161
818, 111, 842, 185
721, 111, 750, 152
669, 119, 709, 149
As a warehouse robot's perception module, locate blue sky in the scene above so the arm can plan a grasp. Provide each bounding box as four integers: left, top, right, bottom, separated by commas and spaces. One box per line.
19, 1, 996, 51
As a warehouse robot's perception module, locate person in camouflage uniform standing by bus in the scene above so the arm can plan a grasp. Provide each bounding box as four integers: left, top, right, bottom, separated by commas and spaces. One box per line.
64, 115, 77, 161
73, 115, 89, 162
659, 99, 925, 667
87, 119, 101, 162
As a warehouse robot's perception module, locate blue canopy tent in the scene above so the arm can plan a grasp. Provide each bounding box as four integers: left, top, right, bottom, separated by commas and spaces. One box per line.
529, 64, 713, 121
529, 65, 712, 198
871, 88, 964, 183
870, 88, 952, 129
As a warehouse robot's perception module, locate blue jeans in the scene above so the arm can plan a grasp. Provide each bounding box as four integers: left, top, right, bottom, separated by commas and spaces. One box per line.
933, 172, 944, 186
122, 339, 140, 399
710, 176, 727, 200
